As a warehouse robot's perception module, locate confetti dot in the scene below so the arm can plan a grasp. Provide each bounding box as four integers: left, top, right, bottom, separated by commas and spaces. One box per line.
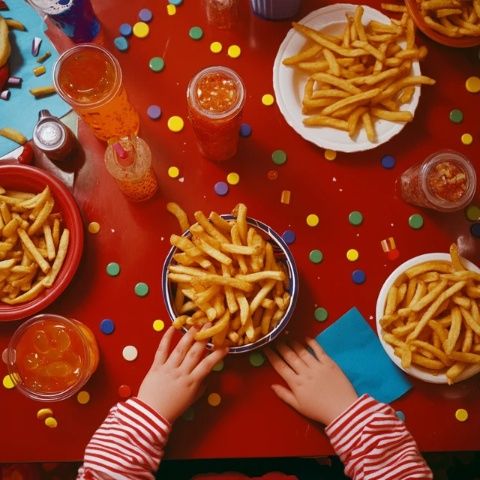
314, 307, 328, 322
466, 204, 480, 221
348, 211, 363, 226
2, 374, 14, 389
135, 282, 149, 296
77, 390, 90, 405
100, 318, 115, 335
408, 213, 424, 230
153, 319, 165, 332
395, 410, 406, 422
118, 384, 132, 398
261, 94, 275, 106
214, 181, 229, 196
167, 116, 184, 132
381, 154, 396, 169
119, 23, 132, 36
133, 21, 149, 38
239, 123, 252, 137
114, 36, 129, 52
387, 249, 400, 261
227, 44, 241, 58
208, 392, 222, 406
461, 133, 473, 145
309, 249, 323, 264
212, 360, 224, 372
227, 172, 240, 185
449, 108, 463, 124
44, 417, 58, 428
324, 149, 337, 161
455, 408, 468, 422
183, 407, 195, 421
169, 0, 183, 5
106, 262, 120, 276
282, 230, 296, 245
122, 345, 138, 362
306, 213, 319, 227
147, 104, 162, 120
168, 166, 180, 178
36, 408, 53, 420
470, 222, 480, 237
149, 56, 165, 72
267, 169, 278, 180
138, 8, 153, 22
167, 4, 176, 15
88, 221, 100, 234
189, 26, 204, 40
346, 248, 359, 262
352, 269, 366, 284
272, 149, 287, 165
249, 352, 265, 367
465, 76, 480, 93
210, 41, 222, 53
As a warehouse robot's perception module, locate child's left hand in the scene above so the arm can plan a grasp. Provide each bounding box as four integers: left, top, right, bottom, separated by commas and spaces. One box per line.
137, 326, 228, 423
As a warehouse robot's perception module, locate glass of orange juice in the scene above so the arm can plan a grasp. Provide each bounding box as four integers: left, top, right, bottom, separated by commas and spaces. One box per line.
6, 314, 99, 401
53, 44, 139, 142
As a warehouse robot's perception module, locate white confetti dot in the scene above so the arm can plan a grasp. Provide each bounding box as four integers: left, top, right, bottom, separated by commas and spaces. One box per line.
122, 345, 138, 362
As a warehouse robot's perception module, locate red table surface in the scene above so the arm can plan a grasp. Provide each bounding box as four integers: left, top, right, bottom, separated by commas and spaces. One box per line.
1, 0, 480, 463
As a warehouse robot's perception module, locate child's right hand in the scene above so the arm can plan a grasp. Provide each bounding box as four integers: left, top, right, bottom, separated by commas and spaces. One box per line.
265, 338, 358, 425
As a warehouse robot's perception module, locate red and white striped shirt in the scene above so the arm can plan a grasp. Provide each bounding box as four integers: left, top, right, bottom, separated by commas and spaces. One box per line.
77, 395, 432, 480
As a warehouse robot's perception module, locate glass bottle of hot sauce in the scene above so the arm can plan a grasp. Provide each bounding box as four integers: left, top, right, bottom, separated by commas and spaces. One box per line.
187, 66, 246, 162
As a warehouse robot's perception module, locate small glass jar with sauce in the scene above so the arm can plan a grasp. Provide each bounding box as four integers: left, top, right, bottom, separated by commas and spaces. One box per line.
203, 0, 239, 29
187, 65, 246, 162
399, 150, 477, 212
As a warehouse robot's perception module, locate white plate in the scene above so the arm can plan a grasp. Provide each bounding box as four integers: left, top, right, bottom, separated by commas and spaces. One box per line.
273, 3, 422, 153
376, 253, 480, 384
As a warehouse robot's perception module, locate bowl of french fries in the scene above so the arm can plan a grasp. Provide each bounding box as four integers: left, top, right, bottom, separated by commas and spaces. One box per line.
162, 203, 299, 353
0, 164, 83, 321
376, 244, 480, 384
405, 0, 480, 48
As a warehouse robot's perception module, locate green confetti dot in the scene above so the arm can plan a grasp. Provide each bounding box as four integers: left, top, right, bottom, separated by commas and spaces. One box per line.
408, 213, 424, 230
149, 56, 165, 72
212, 360, 224, 372
466, 204, 480, 222
182, 407, 195, 421
449, 109, 464, 124
309, 249, 323, 264
189, 26, 204, 40
314, 307, 328, 322
349, 211, 363, 226
134, 282, 149, 297
272, 149, 287, 165
249, 352, 265, 367
106, 262, 120, 276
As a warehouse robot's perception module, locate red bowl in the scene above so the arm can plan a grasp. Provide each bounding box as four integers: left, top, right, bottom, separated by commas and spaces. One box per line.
405, 0, 480, 48
0, 164, 84, 321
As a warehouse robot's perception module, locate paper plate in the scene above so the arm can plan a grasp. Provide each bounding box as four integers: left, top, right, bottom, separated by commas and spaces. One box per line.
273, 3, 422, 153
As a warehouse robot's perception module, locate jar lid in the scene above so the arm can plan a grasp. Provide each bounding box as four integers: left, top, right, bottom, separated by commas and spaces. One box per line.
33, 120, 65, 151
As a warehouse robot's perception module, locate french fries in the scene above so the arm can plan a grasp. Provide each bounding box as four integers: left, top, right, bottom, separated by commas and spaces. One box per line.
380, 244, 480, 384
0, 186, 70, 305
283, 5, 435, 142
166, 203, 292, 348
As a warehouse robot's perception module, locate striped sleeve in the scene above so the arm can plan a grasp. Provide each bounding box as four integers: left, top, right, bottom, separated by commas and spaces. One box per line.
325, 394, 432, 480
77, 398, 171, 480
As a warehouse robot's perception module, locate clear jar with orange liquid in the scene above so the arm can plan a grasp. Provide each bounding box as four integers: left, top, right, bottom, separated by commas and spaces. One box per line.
6, 314, 99, 401
53, 44, 139, 142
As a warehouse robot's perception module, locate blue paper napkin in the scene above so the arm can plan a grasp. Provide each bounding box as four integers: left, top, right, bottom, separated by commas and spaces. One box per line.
0, 0, 70, 156
316, 307, 412, 404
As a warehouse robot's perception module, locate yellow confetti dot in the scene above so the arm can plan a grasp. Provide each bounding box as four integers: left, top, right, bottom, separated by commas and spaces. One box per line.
88, 221, 100, 234
36, 408, 53, 420
261, 94, 275, 106
306, 214, 319, 227
465, 76, 480, 93
455, 408, 468, 422
208, 392, 222, 407
44, 416, 58, 428
133, 21, 149, 38
2, 374, 14, 389
167, 116, 184, 132
153, 319, 165, 332
461, 133, 473, 145
168, 166, 180, 178
346, 248, 359, 262
167, 4, 176, 15
210, 41, 223, 53
226, 172, 240, 185
227, 44, 241, 58
324, 149, 337, 161
77, 390, 90, 405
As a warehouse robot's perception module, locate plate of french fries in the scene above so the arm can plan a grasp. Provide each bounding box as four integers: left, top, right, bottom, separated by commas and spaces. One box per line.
376, 245, 480, 384
162, 203, 299, 353
0, 164, 84, 321
273, 3, 436, 152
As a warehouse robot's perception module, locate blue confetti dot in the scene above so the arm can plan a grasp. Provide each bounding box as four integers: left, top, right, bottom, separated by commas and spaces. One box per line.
214, 181, 229, 196
396, 410, 406, 422
352, 269, 366, 284
169, 0, 183, 5
239, 123, 252, 137
100, 318, 115, 335
119, 23, 132, 36
147, 105, 162, 120
138, 8, 153, 22
114, 36, 129, 52
381, 154, 396, 169
470, 223, 480, 238
282, 230, 296, 244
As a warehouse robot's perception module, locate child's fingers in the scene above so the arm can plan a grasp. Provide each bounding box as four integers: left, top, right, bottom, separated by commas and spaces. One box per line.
271, 384, 300, 411
166, 327, 198, 367
276, 342, 309, 373
265, 347, 296, 383
181, 338, 208, 372
153, 326, 176, 366
291, 340, 318, 368
306, 337, 329, 363
192, 347, 228, 381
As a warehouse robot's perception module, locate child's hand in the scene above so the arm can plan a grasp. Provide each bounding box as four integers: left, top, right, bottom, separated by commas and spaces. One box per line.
265, 338, 358, 425
137, 326, 228, 423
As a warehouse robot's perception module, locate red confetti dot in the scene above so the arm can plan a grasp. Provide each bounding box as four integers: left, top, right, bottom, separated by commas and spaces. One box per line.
387, 249, 400, 261
118, 384, 132, 398
267, 169, 278, 180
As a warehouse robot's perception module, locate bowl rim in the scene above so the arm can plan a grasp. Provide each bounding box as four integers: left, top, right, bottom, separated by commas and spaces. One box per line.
375, 252, 480, 383
161, 214, 299, 354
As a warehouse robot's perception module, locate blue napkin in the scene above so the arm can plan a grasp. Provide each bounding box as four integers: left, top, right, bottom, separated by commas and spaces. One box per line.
316, 307, 412, 404
0, 0, 70, 156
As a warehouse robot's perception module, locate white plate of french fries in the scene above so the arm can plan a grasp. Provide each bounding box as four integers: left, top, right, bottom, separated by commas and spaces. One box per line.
162, 203, 299, 353
376, 246, 480, 384
273, 3, 435, 152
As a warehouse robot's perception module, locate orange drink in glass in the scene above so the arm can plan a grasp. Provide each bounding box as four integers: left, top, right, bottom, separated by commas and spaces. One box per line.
6, 314, 99, 401
53, 44, 139, 142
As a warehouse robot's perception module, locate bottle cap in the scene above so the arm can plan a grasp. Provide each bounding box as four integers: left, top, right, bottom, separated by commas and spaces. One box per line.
113, 141, 134, 167
33, 120, 66, 152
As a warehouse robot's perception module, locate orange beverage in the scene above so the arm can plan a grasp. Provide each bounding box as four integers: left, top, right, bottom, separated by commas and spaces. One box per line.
53, 44, 139, 142
6, 314, 99, 401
